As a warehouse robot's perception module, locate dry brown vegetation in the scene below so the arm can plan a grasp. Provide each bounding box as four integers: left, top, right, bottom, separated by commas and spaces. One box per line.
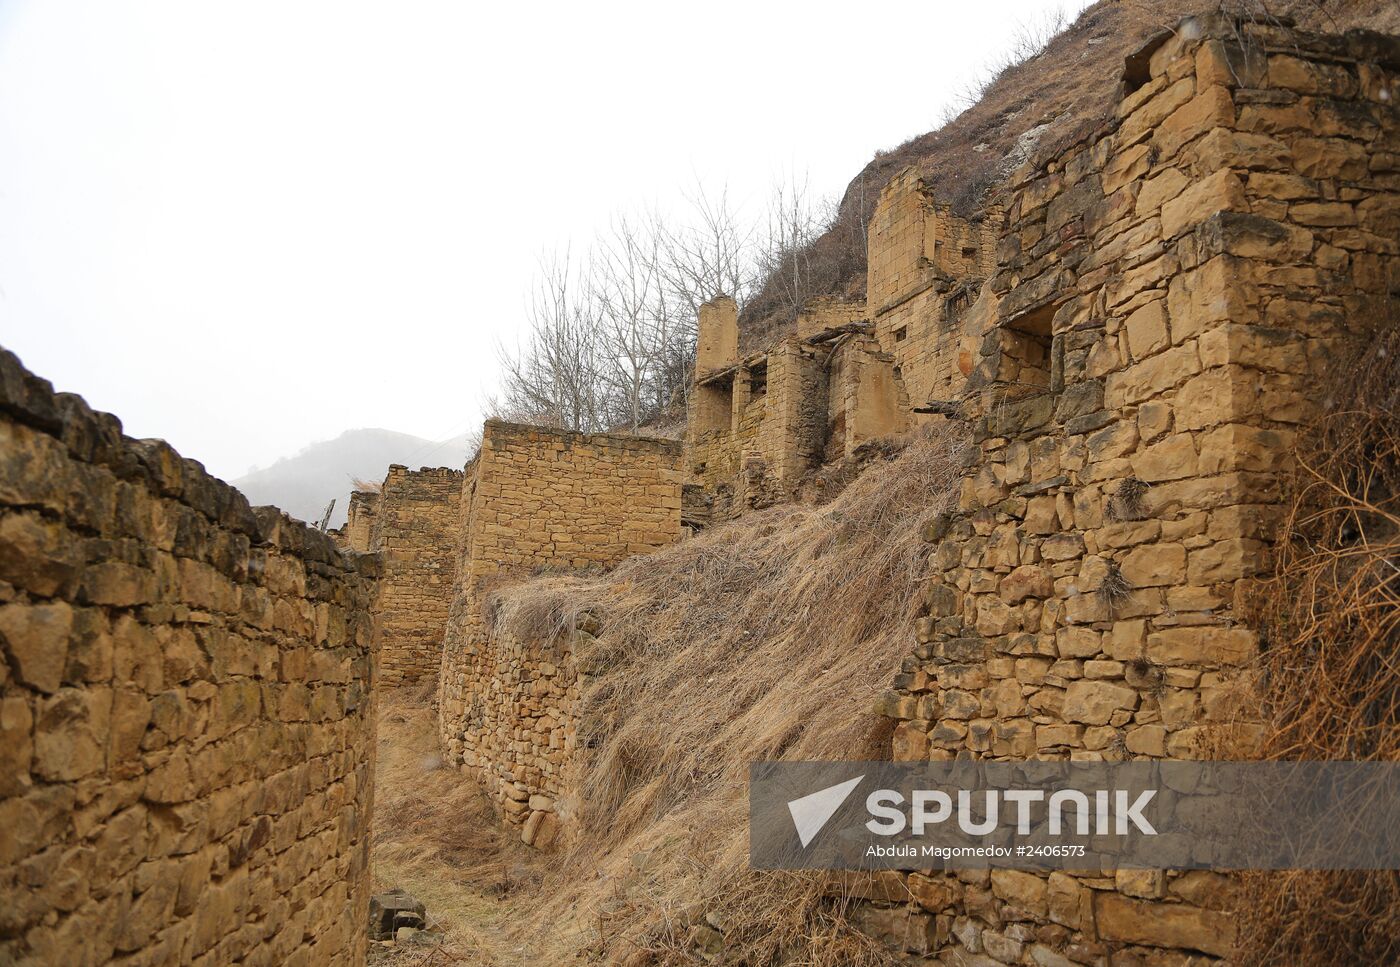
1232, 308, 1400, 965
370, 684, 548, 966
472, 423, 968, 965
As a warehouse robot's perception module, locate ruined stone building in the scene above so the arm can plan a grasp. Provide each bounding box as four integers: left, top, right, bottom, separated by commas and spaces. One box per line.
682, 170, 1004, 519
336, 466, 462, 688
862, 15, 1400, 960
449, 13, 1400, 962
2, 10, 1397, 966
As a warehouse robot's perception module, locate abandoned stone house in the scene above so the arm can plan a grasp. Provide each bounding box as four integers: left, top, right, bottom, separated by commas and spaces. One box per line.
2, 11, 1398, 966
683, 177, 1002, 520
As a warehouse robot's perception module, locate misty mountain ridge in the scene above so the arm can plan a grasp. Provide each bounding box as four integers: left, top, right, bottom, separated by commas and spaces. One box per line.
233, 427, 469, 529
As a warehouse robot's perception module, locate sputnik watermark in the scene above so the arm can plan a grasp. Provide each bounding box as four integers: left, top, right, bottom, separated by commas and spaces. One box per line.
749, 761, 1400, 870
863, 788, 1156, 837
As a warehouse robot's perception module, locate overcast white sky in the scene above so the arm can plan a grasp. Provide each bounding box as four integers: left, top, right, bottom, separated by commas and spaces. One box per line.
0, 0, 1091, 481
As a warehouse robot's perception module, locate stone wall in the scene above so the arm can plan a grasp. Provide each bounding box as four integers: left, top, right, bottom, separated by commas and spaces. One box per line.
865, 15, 1400, 963
340, 490, 378, 554
0, 349, 379, 967
682, 160, 1011, 513
867, 168, 1003, 411
367, 466, 463, 688
437, 421, 682, 842
685, 294, 910, 516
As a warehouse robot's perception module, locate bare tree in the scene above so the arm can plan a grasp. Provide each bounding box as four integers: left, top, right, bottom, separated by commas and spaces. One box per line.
494, 174, 831, 436
757, 172, 833, 320
495, 249, 607, 433
651, 182, 757, 409
655, 182, 756, 316
592, 216, 667, 431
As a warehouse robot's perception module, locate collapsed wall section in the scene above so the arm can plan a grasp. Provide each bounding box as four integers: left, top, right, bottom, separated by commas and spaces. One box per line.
367, 465, 463, 687
437, 421, 682, 842
868, 168, 1003, 410
340, 490, 378, 553
865, 16, 1400, 961
0, 349, 379, 967
685, 295, 909, 516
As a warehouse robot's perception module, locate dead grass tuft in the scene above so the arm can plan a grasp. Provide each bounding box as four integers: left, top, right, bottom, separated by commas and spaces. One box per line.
1108, 477, 1148, 522
484, 423, 969, 964
1098, 559, 1132, 614
1232, 309, 1400, 965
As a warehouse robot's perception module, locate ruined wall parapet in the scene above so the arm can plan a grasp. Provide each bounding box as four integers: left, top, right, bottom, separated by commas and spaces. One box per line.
867, 169, 1004, 412
340, 489, 379, 553
695, 295, 739, 374
865, 14, 1400, 961
437, 421, 682, 842
0, 348, 379, 966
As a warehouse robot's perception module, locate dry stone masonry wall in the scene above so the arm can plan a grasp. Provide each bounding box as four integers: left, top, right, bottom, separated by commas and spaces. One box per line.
867, 168, 1003, 412
0, 349, 379, 967
686, 297, 911, 519
864, 15, 1400, 964
437, 421, 682, 844
338, 490, 378, 555
364, 466, 462, 688
5, 11, 1396, 966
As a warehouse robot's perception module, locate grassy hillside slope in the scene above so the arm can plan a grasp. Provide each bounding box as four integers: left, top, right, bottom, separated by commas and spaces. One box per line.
473, 425, 968, 964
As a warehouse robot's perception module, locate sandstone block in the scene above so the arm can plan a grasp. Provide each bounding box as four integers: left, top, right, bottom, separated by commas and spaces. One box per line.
0, 512, 81, 598
991, 869, 1048, 917
1119, 543, 1187, 588
1197, 211, 1313, 263
1063, 681, 1138, 725
907, 873, 957, 912
1094, 892, 1235, 957
999, 566, 1053, 605
0, 601, 73, 694
1161, 169, 1247, 239
1147, 627, 1258, 667
33, 687, 109, 781
369, 890, 425, 941
1124, 299, 1169, 359
0, 696, 34, 796
1047, 872, 1085, 929
1057, 626, 1102, 660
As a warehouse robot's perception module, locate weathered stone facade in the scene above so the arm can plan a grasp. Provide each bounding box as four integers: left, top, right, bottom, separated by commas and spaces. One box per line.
868, 168, 1004, 412
365, 466, 462, 688
0, 349, 379, 967
437, 421, 683, 842
339, 490, 378, 555
6, 10, 1395, 964
683, 158, 1007, 517
862, 15, 1400, 963
686, 296, 911, 518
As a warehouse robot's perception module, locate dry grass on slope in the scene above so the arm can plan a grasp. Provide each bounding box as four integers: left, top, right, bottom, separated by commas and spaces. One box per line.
1232, 312, 1400, 965
485, 423, 970, 965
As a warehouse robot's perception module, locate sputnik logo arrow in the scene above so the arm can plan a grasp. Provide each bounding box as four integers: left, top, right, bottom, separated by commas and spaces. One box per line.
787, 775, 865, 847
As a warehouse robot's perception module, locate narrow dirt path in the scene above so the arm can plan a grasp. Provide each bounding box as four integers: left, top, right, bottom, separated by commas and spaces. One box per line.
369, 690, 559, 966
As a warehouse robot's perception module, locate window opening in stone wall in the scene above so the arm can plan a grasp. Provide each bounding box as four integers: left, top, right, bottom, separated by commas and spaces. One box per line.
694, 374, 734, 436
748, 362, 768, 400
1003, 301, 1057, 395
893, 325, 907, 342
